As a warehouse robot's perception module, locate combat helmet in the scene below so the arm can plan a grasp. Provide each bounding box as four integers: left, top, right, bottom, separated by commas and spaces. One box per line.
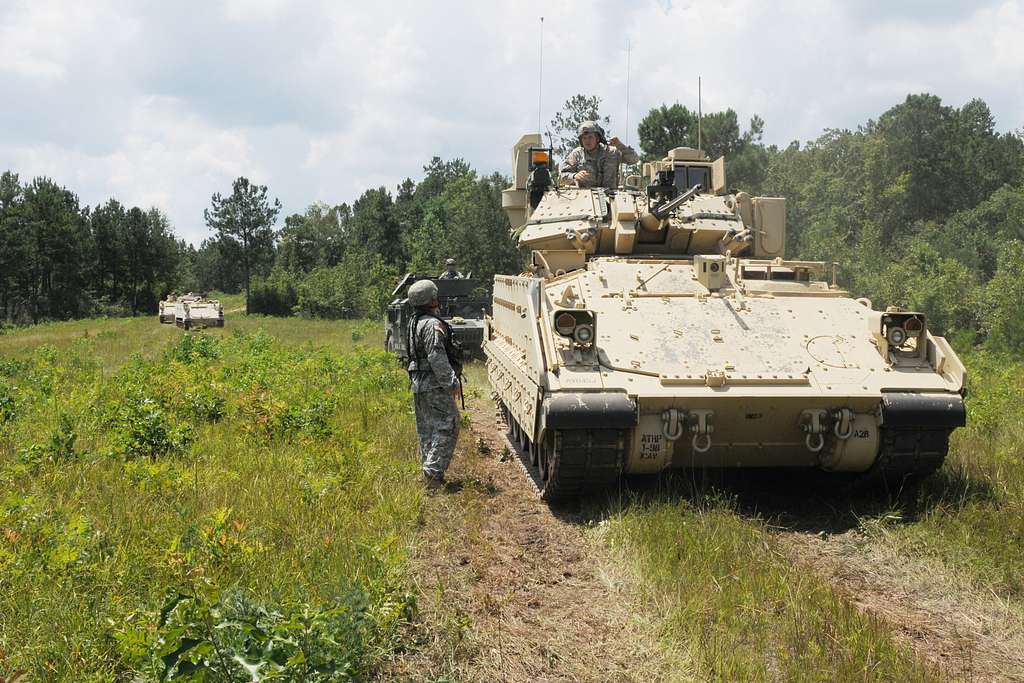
576, 120, 606, 144
446, 258, 457, 266
408, 279, 438, 307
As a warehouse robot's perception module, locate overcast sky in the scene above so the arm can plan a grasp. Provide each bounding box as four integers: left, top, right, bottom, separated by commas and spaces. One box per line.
2, 0, 1022, 245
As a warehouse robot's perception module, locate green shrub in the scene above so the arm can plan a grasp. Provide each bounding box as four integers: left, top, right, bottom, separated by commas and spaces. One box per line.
249, 268, 299, 316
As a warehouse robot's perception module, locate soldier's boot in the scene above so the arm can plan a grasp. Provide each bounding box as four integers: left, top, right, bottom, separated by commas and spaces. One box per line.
423, 473, 445, 491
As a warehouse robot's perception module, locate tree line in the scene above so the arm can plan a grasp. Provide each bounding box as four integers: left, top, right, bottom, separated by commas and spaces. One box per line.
3, 92, 1023, 353
0, 173, 187, 323
555, 92, 1024, 351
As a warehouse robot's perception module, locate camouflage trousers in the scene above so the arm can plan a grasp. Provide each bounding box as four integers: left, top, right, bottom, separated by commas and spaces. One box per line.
414, 388, 460, 479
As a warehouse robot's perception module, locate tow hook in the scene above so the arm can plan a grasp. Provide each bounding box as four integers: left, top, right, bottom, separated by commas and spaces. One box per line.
661, 408, 687, 441
800, 409, 828, 452
689, 410, 714, 453
831, 408, 854, 440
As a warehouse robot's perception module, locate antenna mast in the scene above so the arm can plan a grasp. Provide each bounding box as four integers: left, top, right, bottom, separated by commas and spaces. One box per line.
624, 38, 631, 146
537, 17, 544, 134
697, 76, 702, 154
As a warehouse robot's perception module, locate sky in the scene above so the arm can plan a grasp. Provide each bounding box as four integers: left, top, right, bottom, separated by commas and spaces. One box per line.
2, 0, 1023, 245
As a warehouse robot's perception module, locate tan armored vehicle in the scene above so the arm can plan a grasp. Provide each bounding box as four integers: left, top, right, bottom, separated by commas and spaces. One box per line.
158, 294, 178, 324
173, 293, 224, 330
485, 136, 966, 500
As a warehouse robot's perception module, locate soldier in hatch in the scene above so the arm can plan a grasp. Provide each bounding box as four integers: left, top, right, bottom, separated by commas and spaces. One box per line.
560, 120, 639, 189
406, 279, 462, 489
438, 258, 463, 280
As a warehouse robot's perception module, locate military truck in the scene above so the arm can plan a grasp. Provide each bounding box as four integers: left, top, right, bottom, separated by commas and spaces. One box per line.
485, 135, 966, 500
173, 293, 224, 330
385, 274, 489, 363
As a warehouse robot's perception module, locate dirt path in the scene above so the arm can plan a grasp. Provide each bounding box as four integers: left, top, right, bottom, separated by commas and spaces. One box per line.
385, 385, 1024, 682
781, 530, 1024, 682
386, 389, 675, 682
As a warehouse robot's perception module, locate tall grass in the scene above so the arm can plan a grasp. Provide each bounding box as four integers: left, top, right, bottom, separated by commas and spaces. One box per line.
605, 495, 940, 682
0, 321, 416, 680
883, 351, 1024, 595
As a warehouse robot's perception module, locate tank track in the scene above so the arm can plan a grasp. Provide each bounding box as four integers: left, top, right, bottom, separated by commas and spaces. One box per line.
498, 400, 624, 502
858, 425, 953, 491
541, 429, 624, 501
859, 392, 966, 491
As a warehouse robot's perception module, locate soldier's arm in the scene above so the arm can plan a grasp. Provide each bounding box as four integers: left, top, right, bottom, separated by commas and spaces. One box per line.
425, 321, 458, 388
609, 138, 640, 164
560, 148, 582, 174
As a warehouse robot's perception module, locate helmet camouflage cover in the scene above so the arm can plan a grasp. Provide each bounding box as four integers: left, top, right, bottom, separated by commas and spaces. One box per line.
446, 258, 456, 265
576, 120, 606, 143
408, 279, 439, 306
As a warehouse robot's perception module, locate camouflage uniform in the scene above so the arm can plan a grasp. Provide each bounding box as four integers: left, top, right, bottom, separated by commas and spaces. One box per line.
560, 141, 640, 188
437, 269, 463, 280
407, 313, 460, 480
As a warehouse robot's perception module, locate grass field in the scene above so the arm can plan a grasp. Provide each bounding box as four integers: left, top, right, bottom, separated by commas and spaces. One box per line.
0, 311, 422, 680
1, 309, 1021, 681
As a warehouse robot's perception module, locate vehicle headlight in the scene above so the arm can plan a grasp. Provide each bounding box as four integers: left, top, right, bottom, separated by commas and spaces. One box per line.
553, 310, 596, 346
574, 324, 594, 344
555, 312, 577, 336
887, 326, 906, 346
881, 312, 926, 350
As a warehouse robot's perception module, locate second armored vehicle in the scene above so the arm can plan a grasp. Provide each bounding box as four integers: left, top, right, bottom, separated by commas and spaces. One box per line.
173, 294, 224, 330
485, 136, 966, 500
385, 274, 489, 363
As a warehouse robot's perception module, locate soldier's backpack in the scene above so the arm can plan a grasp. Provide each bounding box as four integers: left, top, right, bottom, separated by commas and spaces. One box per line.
408, 312, 464, 379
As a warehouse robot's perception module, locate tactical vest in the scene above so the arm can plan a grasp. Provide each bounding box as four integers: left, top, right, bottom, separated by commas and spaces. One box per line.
408, 312, 464, 378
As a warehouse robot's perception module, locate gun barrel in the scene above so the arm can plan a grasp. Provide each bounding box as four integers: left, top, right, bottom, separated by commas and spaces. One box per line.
651, 184, 702, 220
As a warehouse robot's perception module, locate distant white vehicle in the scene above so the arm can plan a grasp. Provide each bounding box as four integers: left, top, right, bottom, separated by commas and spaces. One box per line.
167, 293, 224, 330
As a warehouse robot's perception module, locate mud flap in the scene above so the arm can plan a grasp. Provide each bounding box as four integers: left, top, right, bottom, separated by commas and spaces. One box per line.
880, 393, 966, 429
543, 393, 637, 430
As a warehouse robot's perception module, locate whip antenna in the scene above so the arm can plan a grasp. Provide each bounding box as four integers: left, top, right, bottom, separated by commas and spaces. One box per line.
697, 76, 702, 155
624, 38, 631, 146
537, 17, 544, 134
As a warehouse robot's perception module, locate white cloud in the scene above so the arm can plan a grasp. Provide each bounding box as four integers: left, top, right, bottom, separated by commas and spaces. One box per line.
1, 0, 1022, 245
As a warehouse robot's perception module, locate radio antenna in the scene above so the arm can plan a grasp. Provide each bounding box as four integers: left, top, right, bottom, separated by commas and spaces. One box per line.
697, 76, 702, 154
624, 38, 632, 146
537, 17, 544, 134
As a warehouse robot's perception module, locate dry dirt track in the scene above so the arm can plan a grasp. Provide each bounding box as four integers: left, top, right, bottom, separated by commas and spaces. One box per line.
384, 388, 676, 682
384, 384, 1024, 682
782, 533, 1024, 682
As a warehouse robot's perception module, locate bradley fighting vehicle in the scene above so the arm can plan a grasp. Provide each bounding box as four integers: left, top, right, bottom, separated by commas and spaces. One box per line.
158, 294, 180, 324
484, 136, 966, 500
385, 274, 489, 362
169, 293, 224, 330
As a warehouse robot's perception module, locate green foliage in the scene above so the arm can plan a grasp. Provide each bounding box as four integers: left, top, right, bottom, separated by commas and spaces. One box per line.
637, 104, 771, 192
131, 586, 389, 681
873, 238, 980, 339
109, 395, 194, 461
0, 321, 420, 680
978, 240, 1024, 351
249, 267, 300, 316
0, 178, 189, 324
548, 94, 610, 159
765, 94, 1024, 344
204, 177, 283, 314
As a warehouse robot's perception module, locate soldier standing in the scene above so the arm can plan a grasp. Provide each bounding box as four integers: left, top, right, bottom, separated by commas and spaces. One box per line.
560, 121, 639, 188
438, 258, 463, 279
406, 280, 462, 489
